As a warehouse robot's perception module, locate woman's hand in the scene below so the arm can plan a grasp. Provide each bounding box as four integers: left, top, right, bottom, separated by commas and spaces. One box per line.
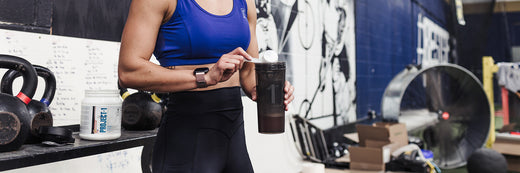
282, 81, 295, 111
206, 47, 252, 85
252, 81, 295, 111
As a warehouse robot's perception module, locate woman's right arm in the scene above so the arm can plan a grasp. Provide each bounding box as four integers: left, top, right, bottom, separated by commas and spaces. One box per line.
118, 0, 199, 92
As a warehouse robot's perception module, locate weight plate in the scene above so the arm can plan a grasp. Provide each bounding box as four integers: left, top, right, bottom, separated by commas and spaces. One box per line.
0, 112, 21, 145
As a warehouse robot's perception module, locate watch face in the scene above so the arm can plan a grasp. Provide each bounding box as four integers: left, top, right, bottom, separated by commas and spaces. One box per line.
194, 67, 209, 75
194, 68, 209, 88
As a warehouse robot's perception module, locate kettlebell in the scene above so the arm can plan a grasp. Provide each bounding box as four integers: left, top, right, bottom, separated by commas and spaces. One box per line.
1, 65, 56, 144
119, 82, 164, 130
467, 148, 508, 173
0, 54, 38, 152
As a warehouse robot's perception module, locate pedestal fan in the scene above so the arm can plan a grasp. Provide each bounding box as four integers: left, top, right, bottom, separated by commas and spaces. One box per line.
381, 64, 490, 169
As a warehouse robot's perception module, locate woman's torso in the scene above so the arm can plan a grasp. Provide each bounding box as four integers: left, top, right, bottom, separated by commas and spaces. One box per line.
155, 0, 250, 91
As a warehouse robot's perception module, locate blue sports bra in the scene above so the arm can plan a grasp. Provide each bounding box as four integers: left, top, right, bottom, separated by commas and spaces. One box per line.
153, 0, 251, 66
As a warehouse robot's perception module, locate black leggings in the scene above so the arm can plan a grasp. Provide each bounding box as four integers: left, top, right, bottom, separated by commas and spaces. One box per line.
152, 87, 254, 173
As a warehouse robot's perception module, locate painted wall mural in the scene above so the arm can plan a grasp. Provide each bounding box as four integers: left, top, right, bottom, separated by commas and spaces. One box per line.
255, 0, 356, 128
417, 13, 450, 67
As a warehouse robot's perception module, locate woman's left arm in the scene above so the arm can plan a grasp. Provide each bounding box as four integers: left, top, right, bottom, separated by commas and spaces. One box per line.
240, 0, 259, 100
240, 0, 294, 110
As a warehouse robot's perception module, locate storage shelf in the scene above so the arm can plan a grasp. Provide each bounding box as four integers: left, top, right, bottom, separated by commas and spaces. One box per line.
0, 128, 157, 172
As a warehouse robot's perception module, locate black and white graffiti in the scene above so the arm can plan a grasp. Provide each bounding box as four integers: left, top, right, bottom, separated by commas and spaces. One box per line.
256, 0, 356, 128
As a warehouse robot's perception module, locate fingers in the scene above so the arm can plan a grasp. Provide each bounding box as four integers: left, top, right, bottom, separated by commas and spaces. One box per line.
207, 47, 252, 85
251, 86, 257, 101
284, 81, 294, 99
220, 55, 242, 72
222, 48, 251, 70
284, 81, 295, 111
229, 47, 253, 60
217, 54, 242, 72
285, 94, 294, 111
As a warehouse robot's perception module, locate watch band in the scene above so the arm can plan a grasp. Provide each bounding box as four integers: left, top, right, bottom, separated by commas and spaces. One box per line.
194, 68, 209, 88
195, 72, 207, 88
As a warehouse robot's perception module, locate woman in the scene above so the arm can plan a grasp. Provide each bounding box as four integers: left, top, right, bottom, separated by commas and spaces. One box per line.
118, 0, 295, 172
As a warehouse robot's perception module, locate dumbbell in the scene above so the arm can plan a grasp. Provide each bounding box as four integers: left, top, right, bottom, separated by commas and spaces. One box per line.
119, 82, 164, 130
1, 65, 56, 144
0, 54, 38, 152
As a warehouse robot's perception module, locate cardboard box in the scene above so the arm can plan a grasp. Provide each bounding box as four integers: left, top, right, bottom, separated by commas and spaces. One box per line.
504, 155, 520, 172
493, 136, 520, 156
349, 144, 391, 171
356, 122, 408, 148
348, 122, 408, 171
492, 135, 520, 172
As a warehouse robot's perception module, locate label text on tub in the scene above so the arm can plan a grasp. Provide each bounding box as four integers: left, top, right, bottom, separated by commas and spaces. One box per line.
100, 108, 107, 133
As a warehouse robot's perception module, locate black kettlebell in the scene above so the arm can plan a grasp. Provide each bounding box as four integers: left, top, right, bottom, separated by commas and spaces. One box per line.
467, 148, 508, 173
0, 54, 38, 152
1, 65, 56, 144
119, 82, 164, 130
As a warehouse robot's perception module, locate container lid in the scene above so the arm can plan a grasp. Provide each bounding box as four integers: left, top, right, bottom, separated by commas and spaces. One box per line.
255, 62, 286, 71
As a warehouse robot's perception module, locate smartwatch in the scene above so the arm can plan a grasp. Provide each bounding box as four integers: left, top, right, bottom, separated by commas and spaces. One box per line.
193, 67, 209, 88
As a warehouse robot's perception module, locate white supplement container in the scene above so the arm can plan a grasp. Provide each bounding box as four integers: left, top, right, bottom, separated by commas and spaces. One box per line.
79, 90, 122, 140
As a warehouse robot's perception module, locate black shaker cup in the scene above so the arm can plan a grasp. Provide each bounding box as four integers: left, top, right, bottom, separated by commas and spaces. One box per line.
255, 62, 286, 134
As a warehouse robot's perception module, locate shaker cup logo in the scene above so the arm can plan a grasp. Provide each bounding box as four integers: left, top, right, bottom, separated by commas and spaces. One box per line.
267, 84, 281, 104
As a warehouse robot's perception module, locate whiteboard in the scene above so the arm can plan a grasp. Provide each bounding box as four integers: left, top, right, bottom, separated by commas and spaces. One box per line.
0, 29, 121, 126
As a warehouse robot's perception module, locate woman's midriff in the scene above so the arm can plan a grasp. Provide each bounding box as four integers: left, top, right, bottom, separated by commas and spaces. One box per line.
167, 63, 241, 92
